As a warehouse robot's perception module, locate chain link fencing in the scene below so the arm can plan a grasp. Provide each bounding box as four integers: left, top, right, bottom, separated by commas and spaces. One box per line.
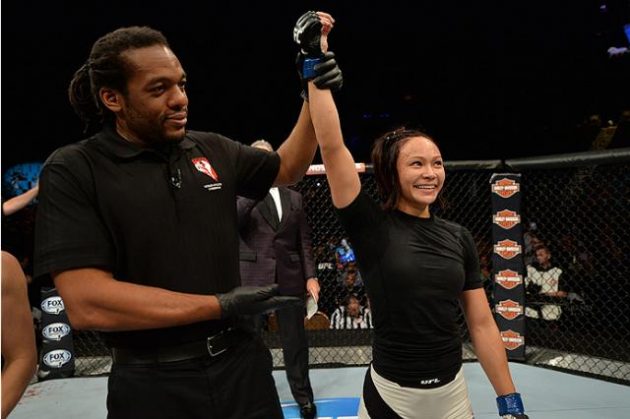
511, 156, 630, 383
269, 153, 630, 384
260, 166, 496, 368
11, 150, 628, 384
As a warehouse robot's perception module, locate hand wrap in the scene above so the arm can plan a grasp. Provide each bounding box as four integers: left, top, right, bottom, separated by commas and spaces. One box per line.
497, 393, 529, 419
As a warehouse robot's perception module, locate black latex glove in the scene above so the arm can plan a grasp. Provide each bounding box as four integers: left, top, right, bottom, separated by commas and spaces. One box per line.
293, 11, 323, 57
216, 285, 301, 318
313, 52, 343, 90
297, 51, 343, 100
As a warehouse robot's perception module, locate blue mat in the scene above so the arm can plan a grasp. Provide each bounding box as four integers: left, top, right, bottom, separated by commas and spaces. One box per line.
282, 397, 360, 419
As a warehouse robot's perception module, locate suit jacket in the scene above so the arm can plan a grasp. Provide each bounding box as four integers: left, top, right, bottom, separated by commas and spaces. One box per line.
237, 187, 316, 296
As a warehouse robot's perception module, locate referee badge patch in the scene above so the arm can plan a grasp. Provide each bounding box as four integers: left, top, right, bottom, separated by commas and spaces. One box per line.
192, 157, 219, 181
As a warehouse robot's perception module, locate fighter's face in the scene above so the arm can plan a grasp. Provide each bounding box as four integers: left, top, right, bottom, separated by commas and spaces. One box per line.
395, 136, 445, 217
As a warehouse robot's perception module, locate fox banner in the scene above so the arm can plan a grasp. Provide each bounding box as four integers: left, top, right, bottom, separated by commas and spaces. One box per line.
490, 174, 526, 360
38, 288, 76, 380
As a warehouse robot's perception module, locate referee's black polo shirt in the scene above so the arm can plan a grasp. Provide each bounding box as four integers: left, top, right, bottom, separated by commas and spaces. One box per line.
34, 125, 280, 349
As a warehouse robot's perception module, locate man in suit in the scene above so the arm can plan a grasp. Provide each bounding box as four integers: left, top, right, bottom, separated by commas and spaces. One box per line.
237, 139, 320, 419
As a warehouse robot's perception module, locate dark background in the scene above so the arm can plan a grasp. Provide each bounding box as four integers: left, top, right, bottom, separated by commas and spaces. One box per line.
2, 0, 630, 169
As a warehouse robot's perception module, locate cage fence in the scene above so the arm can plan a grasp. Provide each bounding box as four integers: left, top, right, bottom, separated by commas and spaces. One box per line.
36, 157, 630, 384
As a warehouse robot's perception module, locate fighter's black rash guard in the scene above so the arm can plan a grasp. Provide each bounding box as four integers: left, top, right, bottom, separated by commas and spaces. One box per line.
337, 191, 482, 384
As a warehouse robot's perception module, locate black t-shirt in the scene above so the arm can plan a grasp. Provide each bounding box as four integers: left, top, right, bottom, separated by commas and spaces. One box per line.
34, 126, 280, 348
337, 191, 481, 382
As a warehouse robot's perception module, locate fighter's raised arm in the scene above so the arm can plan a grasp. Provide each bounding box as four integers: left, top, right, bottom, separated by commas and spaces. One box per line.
293, 11, 360, 208
293, 12, 529, 419
274, 11, 342, 186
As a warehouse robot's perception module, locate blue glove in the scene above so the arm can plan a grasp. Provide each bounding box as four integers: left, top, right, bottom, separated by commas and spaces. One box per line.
496, 393, 529, 419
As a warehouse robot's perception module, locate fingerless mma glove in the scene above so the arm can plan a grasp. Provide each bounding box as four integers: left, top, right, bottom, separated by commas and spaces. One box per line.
293, 11, 343, 100
293, 11, 323, 57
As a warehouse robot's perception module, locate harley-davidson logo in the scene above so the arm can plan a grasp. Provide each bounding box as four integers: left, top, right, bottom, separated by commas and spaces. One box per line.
494, 239, 522, 260
500, 329, 525, 351
491, 178, 520, 198
495, 269, 523, 290
496, 299, 523, 320
493, 209, 521, 230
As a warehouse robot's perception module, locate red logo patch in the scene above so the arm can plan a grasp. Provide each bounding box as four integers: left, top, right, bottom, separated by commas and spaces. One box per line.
491, 178, 520, 198
495, 269, 523, 290
501, 329, 525, 351
496, 299, 523, 320
192, 157, 219, 181
493, 209, 521, 230
494, 239, 522, 260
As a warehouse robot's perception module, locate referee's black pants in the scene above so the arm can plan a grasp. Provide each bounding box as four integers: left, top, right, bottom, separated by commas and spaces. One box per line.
106, 332, 283, 419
